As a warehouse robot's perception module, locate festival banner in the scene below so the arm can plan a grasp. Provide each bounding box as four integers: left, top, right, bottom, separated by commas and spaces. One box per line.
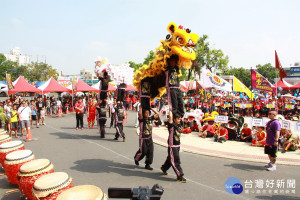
6, 73, 14, 90
196, 81, 212, 102
275, 50, 287, 80
267, 104, 274, 109
235, 103, 241, 108
201, 68, 232, 92
233, 76, 254, 100
251, 69, 276, 93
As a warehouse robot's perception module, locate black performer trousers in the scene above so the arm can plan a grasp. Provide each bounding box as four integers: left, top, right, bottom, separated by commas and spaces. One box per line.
161, 147, 184, 177
134, 139, 154, 165
115, 123, 125, 138
76, 113, 83, 128
169, 88, 184, 117
99, 91, 107, 100
99, 119, 106, 137
141, 97, 150, 111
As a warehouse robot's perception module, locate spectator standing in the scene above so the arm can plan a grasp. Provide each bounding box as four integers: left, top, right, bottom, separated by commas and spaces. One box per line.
36, 97, 45, 124
17, 101, 32, 137
4, 100, 12, 133
75, 98, 85, 130
10, 104, 19, 138
265, 111, 281, 171
29, 100, 38, 128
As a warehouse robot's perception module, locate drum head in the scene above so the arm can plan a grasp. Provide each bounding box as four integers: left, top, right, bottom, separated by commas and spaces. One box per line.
57, 185, 105, 200
0, 140, 22, 149
19, 159, 51, 174
5, 150, 33, 161
0, 134, 10, 141
33, 172, 72, 197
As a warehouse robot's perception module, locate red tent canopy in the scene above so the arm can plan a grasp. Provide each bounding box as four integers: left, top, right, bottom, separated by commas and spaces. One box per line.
8, 76, 42, 95
291, 82, 300, 89
125, 84, 137, 91
76, 78, 99, 92
38, 77, 72, 93
274, 79, 292, 89
108, 84, 117, 91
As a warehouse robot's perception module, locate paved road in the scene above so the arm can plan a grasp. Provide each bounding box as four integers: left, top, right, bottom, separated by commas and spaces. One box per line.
1, 111, 300, 200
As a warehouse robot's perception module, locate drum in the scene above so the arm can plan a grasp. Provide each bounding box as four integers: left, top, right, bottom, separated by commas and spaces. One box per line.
0, 134, 12, 145
4, 150, 35, 184
57, 185, 108, 200
32, 172, 73, 200
18, 159, 55, 200
0, 140, 25, 167
0, 129, 7, 135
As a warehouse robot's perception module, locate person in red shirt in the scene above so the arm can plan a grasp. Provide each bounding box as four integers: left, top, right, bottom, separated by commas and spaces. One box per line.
191, 120, 199, 132
131, 95, 137, 110
214, 123, 228, 143
181, 118, 192, 134
87, 96, 97, 129
125, 95, 131, 110
240, 123, 252, 142
75, 98, 85, 130
251, 126, 266, 147
198, 121, 214, 138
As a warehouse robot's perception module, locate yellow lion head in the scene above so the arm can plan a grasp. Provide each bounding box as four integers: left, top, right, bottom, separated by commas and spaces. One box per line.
165, 22, 199, 62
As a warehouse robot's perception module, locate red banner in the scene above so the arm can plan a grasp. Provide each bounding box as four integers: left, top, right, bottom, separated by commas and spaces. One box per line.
251, 69, 276, 93
275, 50, 287, 80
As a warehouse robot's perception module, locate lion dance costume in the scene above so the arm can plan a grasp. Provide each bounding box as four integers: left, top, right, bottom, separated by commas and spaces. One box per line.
133, 22, 199, 179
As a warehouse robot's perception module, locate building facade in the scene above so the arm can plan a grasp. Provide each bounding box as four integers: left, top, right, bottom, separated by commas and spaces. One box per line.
4, 47, 31, 66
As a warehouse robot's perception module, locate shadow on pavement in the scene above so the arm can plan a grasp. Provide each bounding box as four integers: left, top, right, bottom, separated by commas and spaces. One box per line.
0, 180, 20, 200
50, 132, 120, 141
224, 163, 263, 172
70, 158, 173, 182
256, 195, 300, 200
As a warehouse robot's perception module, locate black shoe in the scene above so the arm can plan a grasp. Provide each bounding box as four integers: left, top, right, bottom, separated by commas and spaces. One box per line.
123, 137, 126, 142
114, 137, 118, 140
145, 164, 153, 170
176, 176, 187, 183
100, 135, 105, 138
135, 160, 139, 166
160, 167, 168, 175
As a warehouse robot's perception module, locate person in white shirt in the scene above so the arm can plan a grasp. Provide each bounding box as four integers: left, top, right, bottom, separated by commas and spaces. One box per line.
133, 100, 141, 128
17, 101, 32, 136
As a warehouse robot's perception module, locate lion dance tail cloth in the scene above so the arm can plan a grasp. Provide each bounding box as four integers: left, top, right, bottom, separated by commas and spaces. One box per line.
133, 22, 199, 116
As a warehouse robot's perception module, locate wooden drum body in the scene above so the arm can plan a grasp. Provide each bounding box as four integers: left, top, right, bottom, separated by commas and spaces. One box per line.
4, 150, 35, 184
32, 172, 73, 200
18, 159, 54, 200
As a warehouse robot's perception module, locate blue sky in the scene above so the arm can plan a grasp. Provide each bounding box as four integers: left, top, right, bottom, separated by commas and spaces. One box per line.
1, 0, 300, 75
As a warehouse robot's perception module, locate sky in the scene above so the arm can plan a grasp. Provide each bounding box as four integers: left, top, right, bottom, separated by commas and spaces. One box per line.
1, 0, 300, 75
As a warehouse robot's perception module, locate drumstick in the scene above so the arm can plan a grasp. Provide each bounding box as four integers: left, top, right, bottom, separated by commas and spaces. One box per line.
5, 188, 19, 194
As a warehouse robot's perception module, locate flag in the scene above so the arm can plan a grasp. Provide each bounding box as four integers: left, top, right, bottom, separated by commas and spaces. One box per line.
6, 73, 14, 90
196, 81, 211, 102
233, 76, 254, 100
72, 77, 77, 91
251, 69, 276, 93
200, 68, 232, 92
275, 50, 287, 80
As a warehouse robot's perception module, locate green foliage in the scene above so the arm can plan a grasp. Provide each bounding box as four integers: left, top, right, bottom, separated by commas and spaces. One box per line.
194, 34, 229, 74
0, 53, 58, 82
224, 67, 251, 87
129, 50, 155, 72
0, 107, 8, 122
256, 63, 278, 84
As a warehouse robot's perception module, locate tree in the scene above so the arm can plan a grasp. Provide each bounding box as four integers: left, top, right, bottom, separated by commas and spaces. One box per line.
129, 50, 155, 72
26, 62, 58, 82
0, 54, 19, 80
143, 50, 155, 65
256, 63, 278, 84
223, 67, 251, 88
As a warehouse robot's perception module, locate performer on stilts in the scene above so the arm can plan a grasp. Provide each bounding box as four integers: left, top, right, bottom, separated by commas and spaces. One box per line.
114, 83, 126, 142
96, 100, 107, 138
